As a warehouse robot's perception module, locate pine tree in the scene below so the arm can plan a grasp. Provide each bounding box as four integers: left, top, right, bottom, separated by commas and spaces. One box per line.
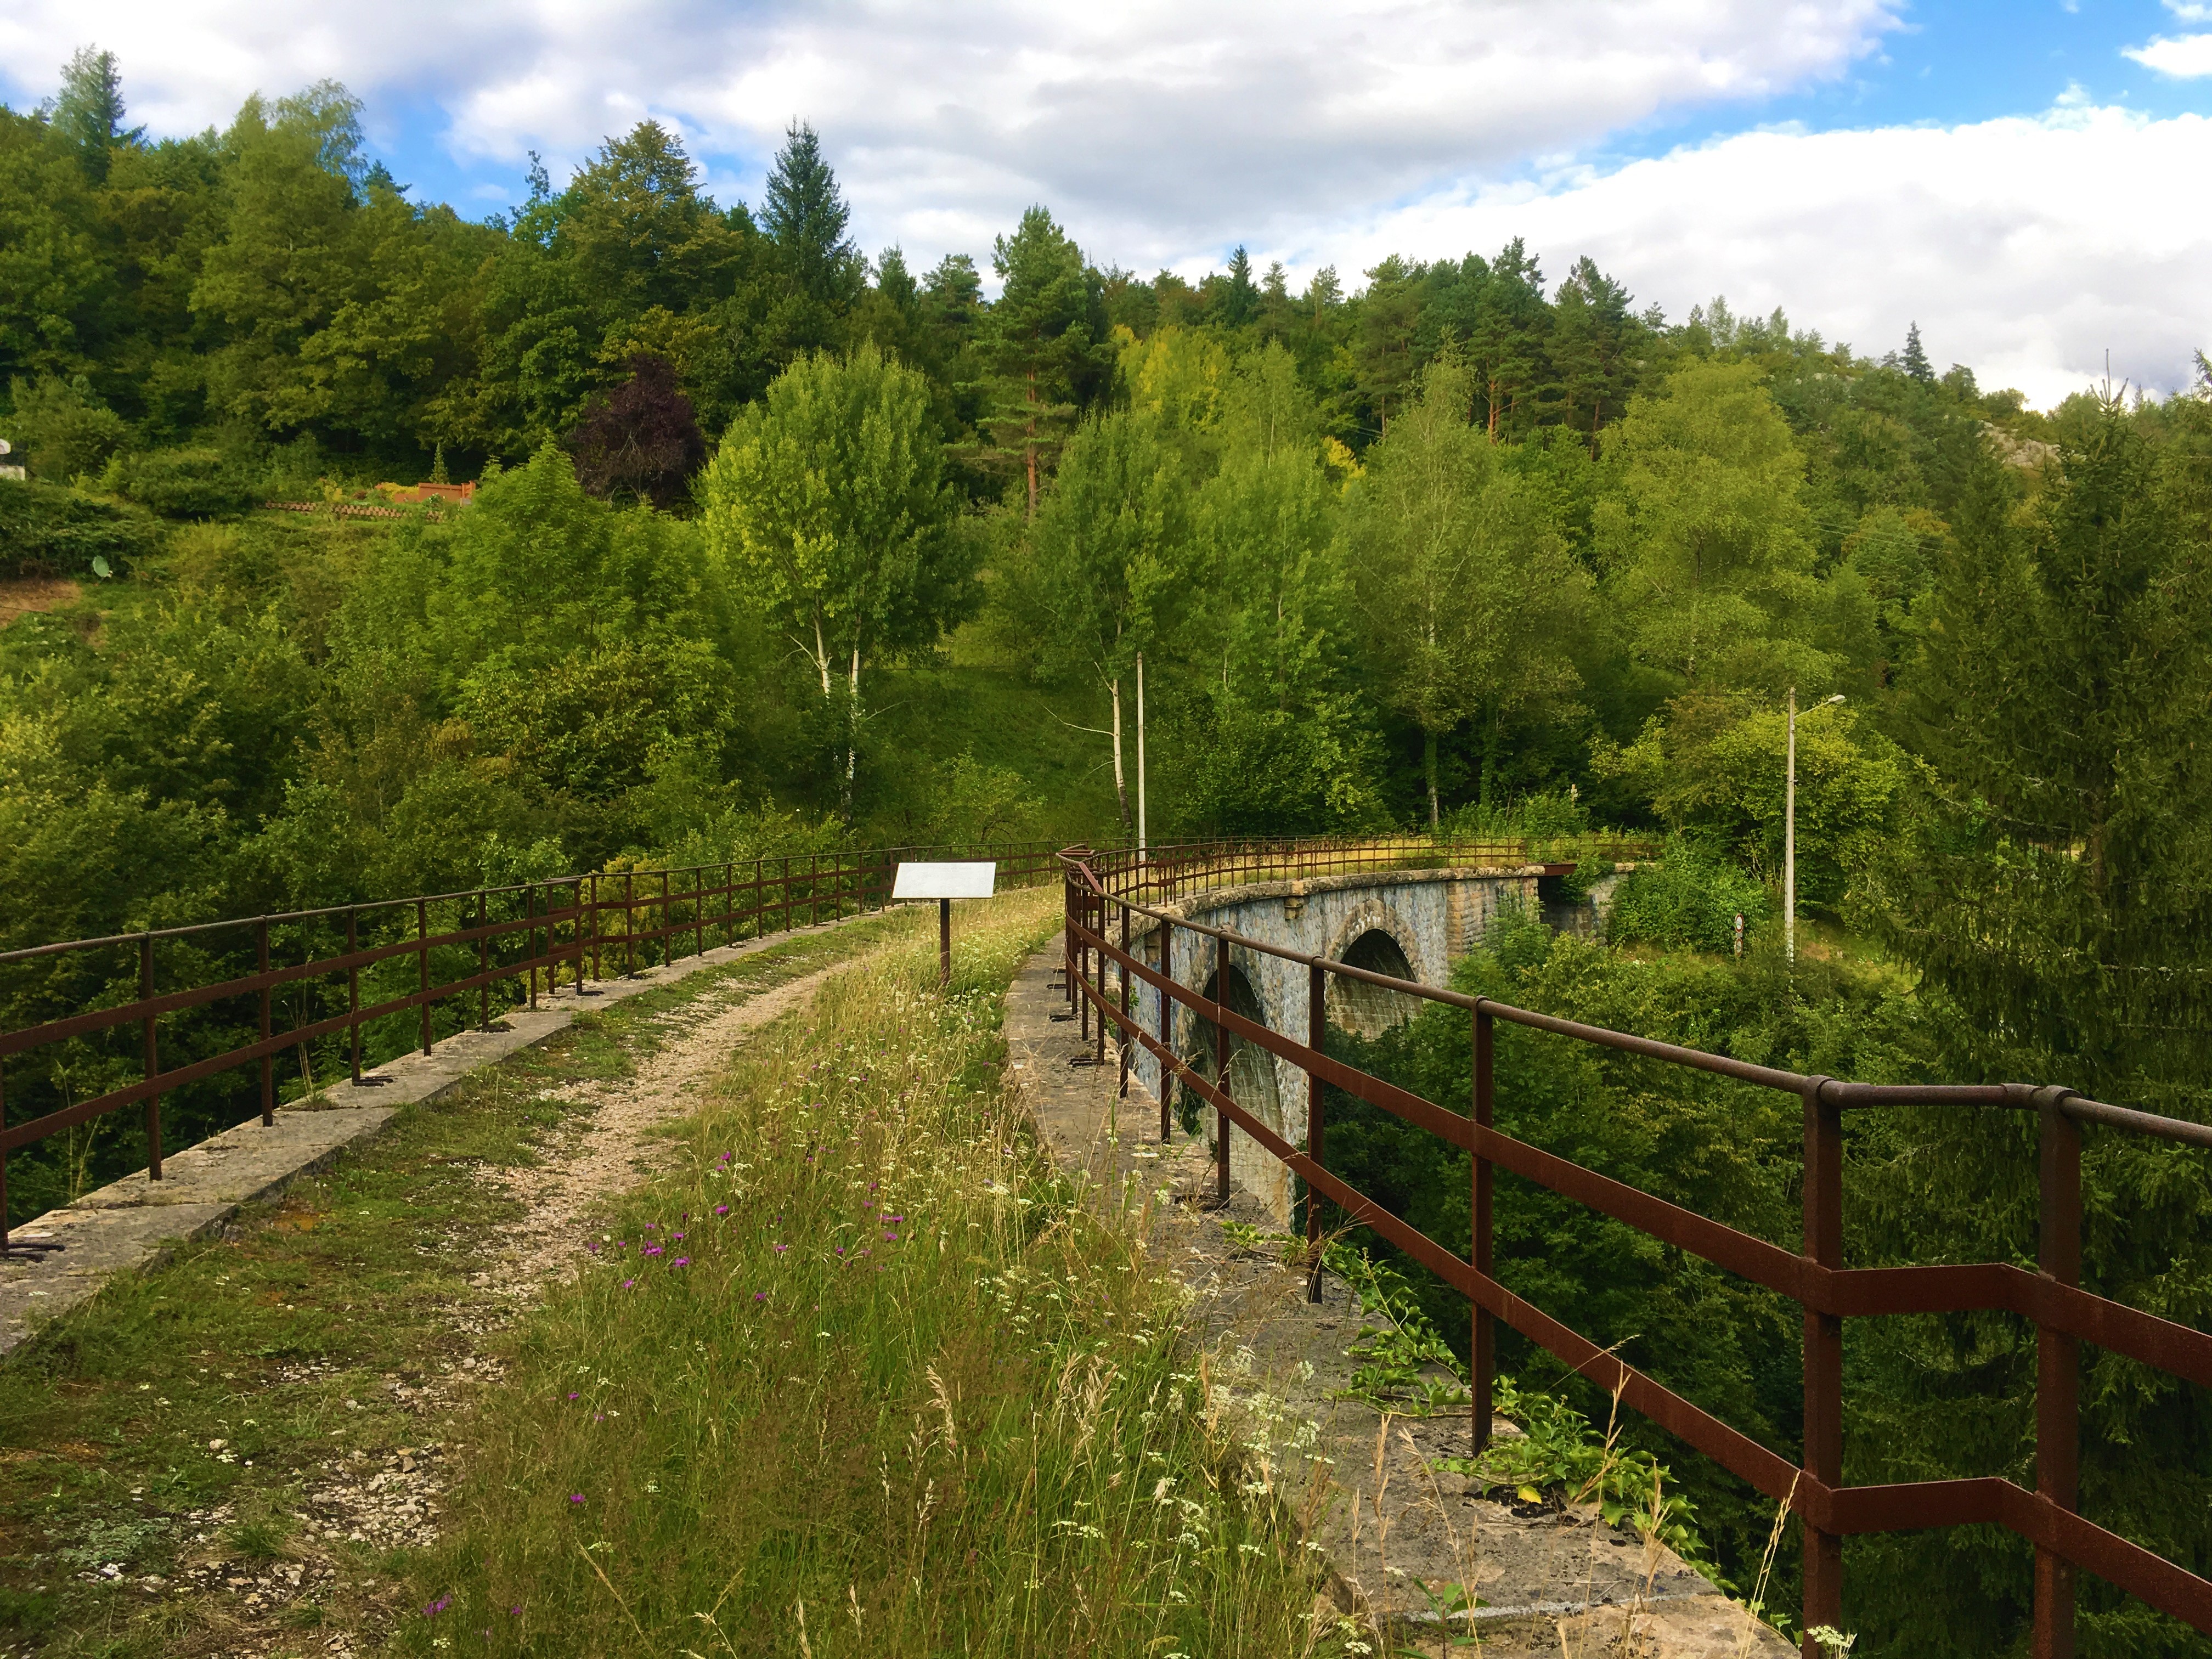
1901, 320, 1934, 382
48, 46, 137, 182
974, 207, 1104, 515
1218, 245, 1257, 328
761, 121, 860, 308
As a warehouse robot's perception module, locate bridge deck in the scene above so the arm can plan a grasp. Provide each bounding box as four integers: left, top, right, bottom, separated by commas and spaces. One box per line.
1003, 944, 1790, 1657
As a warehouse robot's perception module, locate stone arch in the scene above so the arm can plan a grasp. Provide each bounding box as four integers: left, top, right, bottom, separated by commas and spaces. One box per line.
1175, 958, 1283, 1142
1324, 909, 1425, 1036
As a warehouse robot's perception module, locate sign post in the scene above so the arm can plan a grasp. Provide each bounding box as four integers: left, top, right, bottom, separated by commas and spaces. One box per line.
891, 862, 997, 985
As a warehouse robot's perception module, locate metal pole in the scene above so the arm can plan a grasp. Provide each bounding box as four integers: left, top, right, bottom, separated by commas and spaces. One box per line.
1136, 650, 1147, 863
1800, 1076, 1843, 1650
478, 890, 490, 1028
1214, 934, 1231, 1208
1158, 921, 1173, 1143
1786, 685, 1797, 963
1118, 903, 1132, 1101
348, 909, 362, 1084
1094, 893, 1107, 1065
939, 896, 951, 986
1471, 1006, 1495, 1447
0, 1064, 8, 1254
140, 934, 161, 1181
417, 899, 432, 1055
590, 874, 601, 984
2034, 1091, 2083, 1659
783, 857, 793, 934
528, 885, 539, 1011
626, 873, 637, 977
258, 919, 273, 1125
1306, 960, 1326, 1301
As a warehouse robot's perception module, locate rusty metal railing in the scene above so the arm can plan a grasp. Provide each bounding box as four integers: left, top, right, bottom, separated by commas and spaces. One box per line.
0, 840, 1074, 1245
1058, 844, 2212, 1655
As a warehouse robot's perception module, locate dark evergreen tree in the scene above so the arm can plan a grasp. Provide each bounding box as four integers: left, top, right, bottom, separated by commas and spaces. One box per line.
760, 121, 861, 308
48, 46, 137, 182
1901, 320, 1934, 382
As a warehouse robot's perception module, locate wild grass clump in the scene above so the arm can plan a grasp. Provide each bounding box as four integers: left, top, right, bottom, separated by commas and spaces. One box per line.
404, 889, 1340, 1657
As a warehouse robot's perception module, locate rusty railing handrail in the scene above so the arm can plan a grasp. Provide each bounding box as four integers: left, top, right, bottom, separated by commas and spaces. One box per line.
1054, 845, 2212, 1649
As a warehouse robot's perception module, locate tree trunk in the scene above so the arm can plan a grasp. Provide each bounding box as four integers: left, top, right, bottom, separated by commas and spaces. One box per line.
1425, 727, 1441, 830
1110, 675, 1131, 829
844, 645, 861, 826
1025, 367, 1040, 518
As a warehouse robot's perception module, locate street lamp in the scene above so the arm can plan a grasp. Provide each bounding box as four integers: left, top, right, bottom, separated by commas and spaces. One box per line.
1785, 688, 1846, 963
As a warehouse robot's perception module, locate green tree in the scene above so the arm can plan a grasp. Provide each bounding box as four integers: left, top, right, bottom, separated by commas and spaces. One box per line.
1345, 357, 1590, 823
974, 206, 1105, 514
1180, 345, 1381, 832
47, 46, 138, 182
1019, 406, 1192, 826
1594, 360, 1832, 694
1851, 402, 2212, 1655
701, 343, 971, 817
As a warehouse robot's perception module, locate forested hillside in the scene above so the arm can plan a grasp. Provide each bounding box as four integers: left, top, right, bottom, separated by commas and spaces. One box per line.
7, 47, 2212, 1654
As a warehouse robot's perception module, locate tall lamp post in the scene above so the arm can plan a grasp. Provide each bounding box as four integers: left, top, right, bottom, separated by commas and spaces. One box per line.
1785, 688, 1846, 963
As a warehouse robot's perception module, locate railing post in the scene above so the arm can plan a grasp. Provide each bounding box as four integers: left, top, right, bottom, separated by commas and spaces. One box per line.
1, 1062, 9, 1254
1093, 890, 1107, 1065
140, 933, 161, 1181
478, 890, 491, 1028
589, 874, 601, 983
809, 855, 819, 927
1307, 959, 1327, 1302
783, 857, 793, 934
257, 918, 273, 1125
417, 899, 432, 1055
1801, 1076, 1843, 1652
347, 908, 362, 1084
661, 871, 670, 965
1118, 902, 1132, 1101
626, 872, 637, 977
1159, 921, 1173, 1143
725, 862, 736, 944
2035, 1088, 2083, 1659
528, 885, 539, 1010
1214, 934, 1231, 1208
1471, 1005, 1495, 1449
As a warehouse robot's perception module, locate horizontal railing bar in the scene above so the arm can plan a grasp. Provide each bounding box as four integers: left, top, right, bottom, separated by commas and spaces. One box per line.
0, 908, 586, 1059
1065, 859, 2212, 1149
1076, 952, 2212, 1630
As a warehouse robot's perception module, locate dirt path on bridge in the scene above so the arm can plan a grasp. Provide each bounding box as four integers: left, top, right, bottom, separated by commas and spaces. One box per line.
459, 962, 838, 1314
205, 951, 859, 1659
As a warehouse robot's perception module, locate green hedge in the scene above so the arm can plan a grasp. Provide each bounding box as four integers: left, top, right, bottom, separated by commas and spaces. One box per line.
0, 479, 163, 579
1605, 838, 1770, 953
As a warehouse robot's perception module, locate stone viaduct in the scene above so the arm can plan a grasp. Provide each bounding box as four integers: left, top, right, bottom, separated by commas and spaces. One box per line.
1118, 864, 1628, 1221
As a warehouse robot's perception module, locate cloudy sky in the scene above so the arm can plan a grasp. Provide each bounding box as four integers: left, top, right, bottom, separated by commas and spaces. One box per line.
4, 1, 2209, 404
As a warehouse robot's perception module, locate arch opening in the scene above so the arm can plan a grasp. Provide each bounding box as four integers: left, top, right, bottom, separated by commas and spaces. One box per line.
1176, 962, 1282, 1139
1329, 928, 1419, 1036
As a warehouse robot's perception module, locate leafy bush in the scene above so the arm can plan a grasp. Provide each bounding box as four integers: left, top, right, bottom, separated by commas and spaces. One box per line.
1605, 838, 1769, 953
2, 374, 127, 480
0, 478, 162, 578
116, 448, 259, 519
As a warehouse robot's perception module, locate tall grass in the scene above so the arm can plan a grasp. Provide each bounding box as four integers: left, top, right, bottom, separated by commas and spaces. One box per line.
402, 888, 1346, 1657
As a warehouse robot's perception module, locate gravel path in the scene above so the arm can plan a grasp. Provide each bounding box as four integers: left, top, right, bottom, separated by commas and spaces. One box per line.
463, 962, 836, 1308
204, 957, 847, 1658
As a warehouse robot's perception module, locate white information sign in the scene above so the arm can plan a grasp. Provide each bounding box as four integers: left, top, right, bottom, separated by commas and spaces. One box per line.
892, 861, 996, 901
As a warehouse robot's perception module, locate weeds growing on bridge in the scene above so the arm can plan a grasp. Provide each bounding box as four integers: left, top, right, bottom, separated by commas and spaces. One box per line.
405, 888, 1344, 1658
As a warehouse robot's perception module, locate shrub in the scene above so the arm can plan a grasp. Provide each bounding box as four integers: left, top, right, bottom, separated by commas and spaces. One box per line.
0, 478, 161, 578
1605, 837, 1770, 953
116, 448, 259, 519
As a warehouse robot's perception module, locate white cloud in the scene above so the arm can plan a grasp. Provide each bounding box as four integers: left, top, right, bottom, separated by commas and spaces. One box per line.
1302, 100, 2212, 405
0, 0, 1899, 256
2, 4, 2198, 404
2124, 32, 2212, 76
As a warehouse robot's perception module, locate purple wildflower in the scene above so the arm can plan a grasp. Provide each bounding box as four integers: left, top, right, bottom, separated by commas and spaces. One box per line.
673, 1257, 690, 1268
623, 1278, 635, 1289
568, 1494, 584, 1504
